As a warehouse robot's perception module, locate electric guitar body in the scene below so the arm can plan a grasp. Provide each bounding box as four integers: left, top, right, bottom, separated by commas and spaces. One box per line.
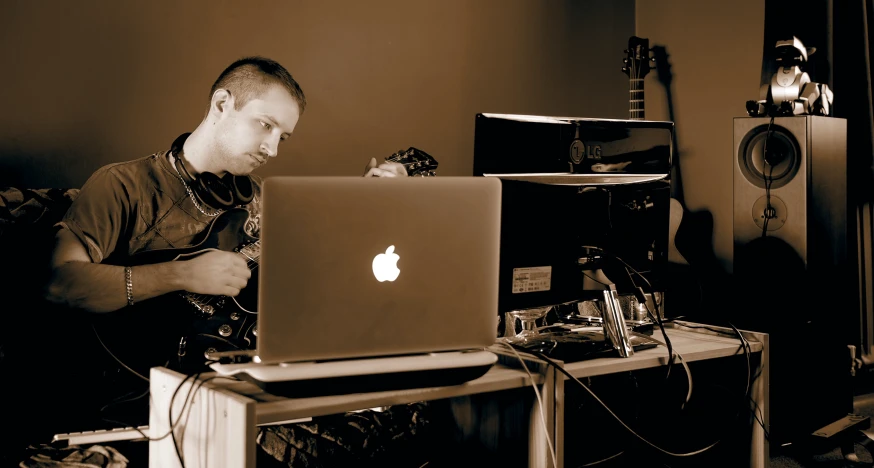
93, 208, 260, 377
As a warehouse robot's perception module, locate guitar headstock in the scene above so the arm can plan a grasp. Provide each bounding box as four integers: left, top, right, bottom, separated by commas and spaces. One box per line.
622, 36, 655, 80
385, 147, 439, 177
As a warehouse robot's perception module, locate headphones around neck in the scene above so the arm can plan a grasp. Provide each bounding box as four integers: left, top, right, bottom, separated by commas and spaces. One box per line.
170, 133, 254, 209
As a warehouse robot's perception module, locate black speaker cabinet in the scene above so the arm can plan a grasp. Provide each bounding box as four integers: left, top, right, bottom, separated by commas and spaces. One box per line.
733, 115, 852, 446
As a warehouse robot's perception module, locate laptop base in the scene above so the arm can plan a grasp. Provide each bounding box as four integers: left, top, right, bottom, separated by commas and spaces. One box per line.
210, 349, 498, 398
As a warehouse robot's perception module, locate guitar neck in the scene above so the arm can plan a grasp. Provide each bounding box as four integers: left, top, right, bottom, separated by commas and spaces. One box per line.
629, 78, 645, 120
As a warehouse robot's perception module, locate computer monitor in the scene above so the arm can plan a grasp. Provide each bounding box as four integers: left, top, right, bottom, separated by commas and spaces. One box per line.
472, 113, 673, 325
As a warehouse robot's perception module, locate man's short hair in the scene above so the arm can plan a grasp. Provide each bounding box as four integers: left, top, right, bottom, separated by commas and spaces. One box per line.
209, 56, 307, 113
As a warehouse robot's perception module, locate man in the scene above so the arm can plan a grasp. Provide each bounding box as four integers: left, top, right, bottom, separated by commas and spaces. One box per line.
46, 56, 403, 315
39, 56, 425, 467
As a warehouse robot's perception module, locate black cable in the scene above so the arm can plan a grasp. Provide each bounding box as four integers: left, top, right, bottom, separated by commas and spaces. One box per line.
514, 339, 765, 462
762, 164, 774, 237
92, 324, 149, 383
761, 116, 776, 238
662, 320, 769, 439
508, 342, 722, 458
90, 361, 226, 450
170, 373, 222, 468
95, 371, 196, 443
578, 450, 624, 467
99, 386, 150, 416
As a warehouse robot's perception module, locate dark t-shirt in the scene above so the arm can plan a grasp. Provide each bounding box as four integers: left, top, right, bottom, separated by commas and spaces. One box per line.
55, 150, 263, 379
58, 150, 262, 265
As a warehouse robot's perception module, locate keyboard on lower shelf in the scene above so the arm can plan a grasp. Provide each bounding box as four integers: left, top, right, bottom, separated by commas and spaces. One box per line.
52, 426, 150, 446
51, 416, 315, 446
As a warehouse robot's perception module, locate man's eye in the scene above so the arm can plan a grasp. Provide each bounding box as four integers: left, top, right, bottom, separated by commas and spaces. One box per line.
260, 121, 271, 130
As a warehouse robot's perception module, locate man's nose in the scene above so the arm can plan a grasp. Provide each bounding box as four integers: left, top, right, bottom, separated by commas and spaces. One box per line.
260, 140, 277, 158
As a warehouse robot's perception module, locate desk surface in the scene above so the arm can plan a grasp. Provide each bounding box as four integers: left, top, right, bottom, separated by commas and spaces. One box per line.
193, 326, 762, 425
562, 326, 762, 378
203, 360, 543, 424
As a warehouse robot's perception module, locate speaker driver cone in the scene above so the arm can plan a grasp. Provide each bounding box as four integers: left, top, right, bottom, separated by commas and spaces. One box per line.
738, 125, 801, 189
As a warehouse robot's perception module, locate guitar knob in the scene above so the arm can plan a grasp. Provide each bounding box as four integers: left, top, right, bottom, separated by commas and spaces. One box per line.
204, 347, 217, 360
218, 324, 233, 337
202, 305, 215, 317
230, 312, 241, 320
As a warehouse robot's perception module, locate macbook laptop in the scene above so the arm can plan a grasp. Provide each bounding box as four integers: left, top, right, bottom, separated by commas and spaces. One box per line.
211, 176, 502, 396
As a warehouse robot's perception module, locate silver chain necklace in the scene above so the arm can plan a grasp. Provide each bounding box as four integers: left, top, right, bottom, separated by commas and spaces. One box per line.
170, 152, 223, 217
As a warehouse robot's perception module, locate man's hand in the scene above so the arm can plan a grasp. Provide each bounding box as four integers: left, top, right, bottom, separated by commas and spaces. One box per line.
179, 250, 252, 297
363, 157, 408, 178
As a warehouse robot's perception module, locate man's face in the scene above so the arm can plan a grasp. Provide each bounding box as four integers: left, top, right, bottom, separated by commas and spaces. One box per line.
213, 84, 301, 175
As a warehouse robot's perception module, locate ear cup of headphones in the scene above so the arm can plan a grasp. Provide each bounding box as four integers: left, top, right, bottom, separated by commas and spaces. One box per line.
227, 172, 254, 205
196, 172, 237, 209
173, 150, 196, 186
198, 172, 254, 208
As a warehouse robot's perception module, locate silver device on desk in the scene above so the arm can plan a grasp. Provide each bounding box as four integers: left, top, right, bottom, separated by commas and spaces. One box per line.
578, 248, 635, 357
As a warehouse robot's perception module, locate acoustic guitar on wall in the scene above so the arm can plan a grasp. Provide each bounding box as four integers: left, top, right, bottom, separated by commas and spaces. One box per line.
622, 36, 687, 264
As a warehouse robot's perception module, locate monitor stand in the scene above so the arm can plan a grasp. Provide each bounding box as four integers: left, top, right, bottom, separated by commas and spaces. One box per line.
209, 349, 497, 398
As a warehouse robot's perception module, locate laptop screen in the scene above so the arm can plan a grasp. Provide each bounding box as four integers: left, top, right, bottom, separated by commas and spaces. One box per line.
256, 176, 502, 364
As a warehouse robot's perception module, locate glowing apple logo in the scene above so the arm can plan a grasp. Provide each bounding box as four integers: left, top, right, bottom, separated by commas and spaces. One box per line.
372, 245, 401, 282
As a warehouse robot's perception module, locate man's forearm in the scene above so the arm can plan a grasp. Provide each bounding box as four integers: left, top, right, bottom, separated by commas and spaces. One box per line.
46, 261, 185, 313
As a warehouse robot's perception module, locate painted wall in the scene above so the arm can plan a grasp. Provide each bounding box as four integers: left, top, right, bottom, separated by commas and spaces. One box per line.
0, 0, 635, 188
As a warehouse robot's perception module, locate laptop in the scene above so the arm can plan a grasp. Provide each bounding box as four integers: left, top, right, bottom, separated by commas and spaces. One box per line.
211, 176, 502, 396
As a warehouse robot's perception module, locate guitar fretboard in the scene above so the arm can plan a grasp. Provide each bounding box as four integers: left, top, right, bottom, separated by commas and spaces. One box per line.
629, 78, 645, 120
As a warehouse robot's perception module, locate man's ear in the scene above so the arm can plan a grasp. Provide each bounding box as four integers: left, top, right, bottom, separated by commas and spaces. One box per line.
210, 89, 234, 117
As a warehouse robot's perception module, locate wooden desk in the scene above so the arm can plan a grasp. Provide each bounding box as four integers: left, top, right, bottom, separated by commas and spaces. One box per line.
148, 357, 557, 468
148, 322, 767, 468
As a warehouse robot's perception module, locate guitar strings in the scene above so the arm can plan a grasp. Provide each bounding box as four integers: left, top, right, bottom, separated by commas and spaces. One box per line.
633, 52, 637, 115
183, 249, 260, 310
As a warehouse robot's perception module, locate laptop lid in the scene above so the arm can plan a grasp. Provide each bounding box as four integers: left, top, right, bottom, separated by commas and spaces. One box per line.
257, 176, 502, 364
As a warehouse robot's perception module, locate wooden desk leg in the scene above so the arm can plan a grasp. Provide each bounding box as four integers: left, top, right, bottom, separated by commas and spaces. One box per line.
749, 332, 770, 468
529, 363, 558, 468
670, 322, 770, 467
149, 367, 258, 468
554, 363, 565, 468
